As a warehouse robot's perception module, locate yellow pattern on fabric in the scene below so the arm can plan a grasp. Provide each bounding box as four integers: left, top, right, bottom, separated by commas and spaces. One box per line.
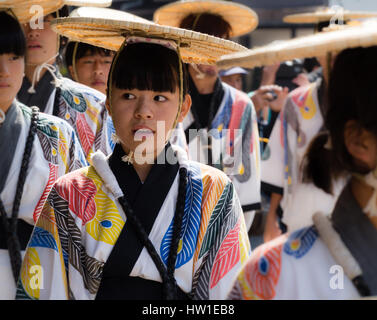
238, 271, 260, 300
21, 248, 41, 299
58, 129, 68, 172
239, 218, 251, 264
299, 86, 317, 120
85, 167, 125, 245
85, 101, 101, 128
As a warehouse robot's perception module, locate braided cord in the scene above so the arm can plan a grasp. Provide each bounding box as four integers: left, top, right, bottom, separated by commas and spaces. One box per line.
0, 106, 39, 283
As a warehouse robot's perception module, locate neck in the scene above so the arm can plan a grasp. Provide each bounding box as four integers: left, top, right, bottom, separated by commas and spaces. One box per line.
0, 101, 14, 114
350, 176, 377, 229
25, 57, 56, 83
188, 66, 217, 94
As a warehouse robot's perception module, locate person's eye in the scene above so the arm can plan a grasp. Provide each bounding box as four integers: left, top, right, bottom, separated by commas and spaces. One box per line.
123, 93, 136, 100
154, 95, 167, 102
10, 55, 20, 61
83, 60, 94, 64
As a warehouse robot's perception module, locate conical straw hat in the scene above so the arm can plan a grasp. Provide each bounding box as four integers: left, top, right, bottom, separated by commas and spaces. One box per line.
50, 6, 248, 65
1, 0, 111, 23
217, 19, 377, 69
153, 0, 258, 38
283, 7, 377, 24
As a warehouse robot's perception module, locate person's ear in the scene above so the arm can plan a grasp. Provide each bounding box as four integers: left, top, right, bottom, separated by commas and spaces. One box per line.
344, 120, 377, 170
68, 65, 74, 79
178, 94, 191, 122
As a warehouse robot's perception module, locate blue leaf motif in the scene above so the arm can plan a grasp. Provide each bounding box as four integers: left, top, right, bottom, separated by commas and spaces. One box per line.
29, 227, 58, 252
160, 162, 203, 268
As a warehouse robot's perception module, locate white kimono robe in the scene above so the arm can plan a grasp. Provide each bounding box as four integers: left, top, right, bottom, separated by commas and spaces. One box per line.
17, 146, 251, 300
0, 100, 86, 299
261, 80, 345, 231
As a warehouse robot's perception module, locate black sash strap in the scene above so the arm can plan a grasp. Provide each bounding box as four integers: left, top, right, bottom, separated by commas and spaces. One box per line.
0, 107, 39, 284
0, 219, 34, 250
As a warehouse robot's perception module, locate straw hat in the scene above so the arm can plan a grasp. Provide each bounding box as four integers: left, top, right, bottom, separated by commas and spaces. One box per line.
1, 0, 112, 23
283, 7, 377, 24
217, 19, 377, 69
50, 6, 248, 65
153, 0, 258, 38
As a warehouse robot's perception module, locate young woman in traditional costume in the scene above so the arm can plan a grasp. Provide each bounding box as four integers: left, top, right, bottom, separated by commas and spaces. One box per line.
0, 6, 86, 299
16, 0, 114, 160
228, 21, 377, 299
17, 9, 251, 300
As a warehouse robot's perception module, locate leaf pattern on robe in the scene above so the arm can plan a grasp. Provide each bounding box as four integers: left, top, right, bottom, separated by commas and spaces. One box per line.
33, 163, 58, 222
198, 183, 233, 259
54, 171, 97, 226
76, 113, 95, 157
20, 247, 41, 300
209, 219, 241, 289
50, 187, 104, 294
86, 167, 125, 245
192, 183, 237, 300
29, 227, 58, 252
60, 88, 88, 113
160, 162, 203, 268
193, 167, 227, 265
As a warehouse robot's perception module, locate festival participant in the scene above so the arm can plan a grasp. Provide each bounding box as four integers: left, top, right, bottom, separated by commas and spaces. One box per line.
0, 7, 86, 299
65, 41, 114, 95
154, 0, 261, 231
17, 0, 114, 160
17, 9, 251, 300
227, 20, 377, 299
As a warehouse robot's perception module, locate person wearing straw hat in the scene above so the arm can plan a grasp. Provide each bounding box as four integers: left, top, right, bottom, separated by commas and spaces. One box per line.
16, 0, 114, 161
0, 7, 87, 299
219, 66, 248, 91
16, 8, 251, 300
65, 41, 115, 95
154, 0, 261, 233
228, 37, 377, 299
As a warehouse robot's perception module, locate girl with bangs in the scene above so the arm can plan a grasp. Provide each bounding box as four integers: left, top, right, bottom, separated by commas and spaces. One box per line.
17, 16, 251, 300
0, 9, 86, 299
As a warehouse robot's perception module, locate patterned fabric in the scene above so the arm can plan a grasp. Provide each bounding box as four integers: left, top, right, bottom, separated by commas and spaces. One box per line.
183, 82, 261, 212
54, 78, 114, 160
0, 100, 87, 299
17, 146, 250, 300
229, 225, 360, 300
261, 80, 345, 231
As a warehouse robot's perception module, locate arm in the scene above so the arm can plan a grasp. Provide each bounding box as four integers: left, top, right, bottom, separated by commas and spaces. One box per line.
263, 192, 283, 242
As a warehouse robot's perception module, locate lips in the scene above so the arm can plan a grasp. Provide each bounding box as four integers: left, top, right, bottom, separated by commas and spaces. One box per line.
92, 80, 105, 86
133, 126, 155, 140
0, 83, 10, 88
27, 41, 42, 49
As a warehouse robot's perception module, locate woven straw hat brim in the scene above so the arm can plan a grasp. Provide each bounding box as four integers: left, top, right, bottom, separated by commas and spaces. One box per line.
283, 9, 377, 24
153, 0, 258, 38
51, 11, 248, 65
217, 20, 377, 69
6, 0, 111, 23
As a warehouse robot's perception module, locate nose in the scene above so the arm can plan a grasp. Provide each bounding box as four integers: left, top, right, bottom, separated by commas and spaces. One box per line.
24, 22, 40, 39
93, 61, 104, 76
134, 96, 153, 120
0, 57, 10, 78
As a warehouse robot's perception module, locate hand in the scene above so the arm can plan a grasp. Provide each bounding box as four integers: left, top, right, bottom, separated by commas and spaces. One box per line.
292, 73, 310, 87
269, 86, 289, 112
263, 210, 282, 243
251, 85, 288, 113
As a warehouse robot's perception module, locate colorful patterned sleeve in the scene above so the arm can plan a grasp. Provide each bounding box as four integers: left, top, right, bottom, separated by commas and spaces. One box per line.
191, 169, 251, 300
16, 190, 70, 300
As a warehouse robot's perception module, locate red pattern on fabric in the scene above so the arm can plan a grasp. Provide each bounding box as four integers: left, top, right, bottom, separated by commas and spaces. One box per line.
76, 113, 95, 157
227, 91, 247, 155
210, 219, 241, 289
54, 171, 97, 225
33, 163, 58, 222
244, 237, 284, 299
